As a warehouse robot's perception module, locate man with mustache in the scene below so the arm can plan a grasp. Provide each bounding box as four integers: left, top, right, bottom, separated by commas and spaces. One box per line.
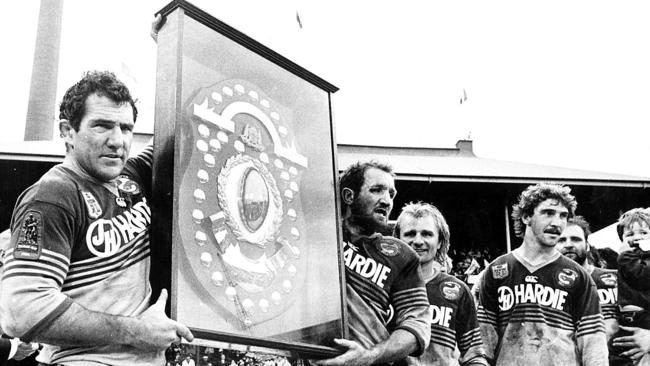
476, 183, 607, 366
315, 161, 430, 366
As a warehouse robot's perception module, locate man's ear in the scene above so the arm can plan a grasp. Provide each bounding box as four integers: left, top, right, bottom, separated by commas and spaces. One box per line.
59, 120, 74, 144
522, 214, 531, 226
341, 188, 355, 205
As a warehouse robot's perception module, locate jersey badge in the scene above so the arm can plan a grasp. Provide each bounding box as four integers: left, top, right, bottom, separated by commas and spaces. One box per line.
345, 241, 359, 252
441, 281, 461, 300
379, 241, 400, 257
115, 197, 127, 207
492, 263, 509, 279
116, 176, 141, 195
14, 211, 43, 260
556, 268, 578, 288
82, 191, 102, 219
600, 273, 617, 287
525, 275, 538, 283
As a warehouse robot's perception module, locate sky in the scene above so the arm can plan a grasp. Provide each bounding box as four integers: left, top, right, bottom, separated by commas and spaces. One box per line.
2, 0, 650, 177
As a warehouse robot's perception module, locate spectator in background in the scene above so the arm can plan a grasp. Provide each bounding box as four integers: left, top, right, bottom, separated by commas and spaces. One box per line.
611, 208, 650, 365
477, 183, 607, 365
599, 247, 620, 270
556, 217, 619, 353
394, 202, 488, 366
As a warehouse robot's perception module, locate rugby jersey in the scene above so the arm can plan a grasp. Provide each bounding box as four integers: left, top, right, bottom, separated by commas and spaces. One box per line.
589, 266, 618, 339
406, 272, 488, 366
477, 250, 608, 366
0, 146, 159, 365
343, 231, 431, 358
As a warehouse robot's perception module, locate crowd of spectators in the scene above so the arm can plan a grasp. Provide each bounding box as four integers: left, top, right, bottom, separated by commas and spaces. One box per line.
166, 344, 298, 366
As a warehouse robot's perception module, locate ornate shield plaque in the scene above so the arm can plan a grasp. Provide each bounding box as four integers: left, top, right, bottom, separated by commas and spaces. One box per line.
152, 2, 343, 356
177, 79, 308, 330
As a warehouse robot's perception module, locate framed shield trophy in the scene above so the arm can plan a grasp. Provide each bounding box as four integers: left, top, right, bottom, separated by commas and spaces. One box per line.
150, 0, 345, 358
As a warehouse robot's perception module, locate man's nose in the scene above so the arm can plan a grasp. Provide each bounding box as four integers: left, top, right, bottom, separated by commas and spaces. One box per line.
106, 126, 124, 147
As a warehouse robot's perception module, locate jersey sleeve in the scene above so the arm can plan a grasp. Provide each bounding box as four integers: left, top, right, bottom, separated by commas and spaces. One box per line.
391, 253, 431, 356
476, 262, 499, 363
574, 271, 608, 366
618, 249, 650, 290
0, 201, 74, 341
122, 144, 153, 197
456, 283, 488, 366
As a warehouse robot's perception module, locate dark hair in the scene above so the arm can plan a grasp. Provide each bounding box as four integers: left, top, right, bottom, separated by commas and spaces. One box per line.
511, 183, 577, 237
394, 201, 450, 263
567, 215, 591, 240
59, 70, 138, 131
616, 208, 650, 241
339, 161, 394, 208
597, 247, 619, 269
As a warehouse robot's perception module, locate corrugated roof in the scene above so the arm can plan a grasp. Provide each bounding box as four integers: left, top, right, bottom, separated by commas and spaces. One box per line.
337, 144, 650, 187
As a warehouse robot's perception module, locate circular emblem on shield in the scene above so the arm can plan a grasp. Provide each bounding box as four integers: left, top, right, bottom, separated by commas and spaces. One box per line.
177, 79, 309, 330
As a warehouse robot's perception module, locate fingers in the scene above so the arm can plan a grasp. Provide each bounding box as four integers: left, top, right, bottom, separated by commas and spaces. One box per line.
332, 338, 356, 349
619, 325, 638, 332
153, 289, 168, 309
176, 322, 194, 342
614, 339, 634, 347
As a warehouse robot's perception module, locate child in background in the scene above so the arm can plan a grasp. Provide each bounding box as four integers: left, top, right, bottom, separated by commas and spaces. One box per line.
613, 208, 650, 365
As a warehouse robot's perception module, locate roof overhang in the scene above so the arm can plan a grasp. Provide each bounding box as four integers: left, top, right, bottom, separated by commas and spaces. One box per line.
337, 144, 650, 188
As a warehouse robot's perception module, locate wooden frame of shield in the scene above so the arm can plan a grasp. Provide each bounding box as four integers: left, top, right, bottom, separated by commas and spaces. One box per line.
150, 0, 346, 359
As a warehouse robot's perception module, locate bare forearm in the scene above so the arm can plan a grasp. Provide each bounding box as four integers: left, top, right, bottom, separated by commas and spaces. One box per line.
32, 302, 141, 347
367, 329, 418, 365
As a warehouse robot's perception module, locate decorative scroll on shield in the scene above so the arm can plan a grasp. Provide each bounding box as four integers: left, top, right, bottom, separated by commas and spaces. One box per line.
176, 79, 309, 330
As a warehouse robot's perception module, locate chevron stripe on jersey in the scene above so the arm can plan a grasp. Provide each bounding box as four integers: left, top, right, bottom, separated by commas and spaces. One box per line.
497, 303, 575, 331
477, 306, 497, 326
576, 313, 606, 337
3, 248, 70, 286
62, 230, 150, 291
431, 325, 456, 349
459, 327, 483, 353
393, 287, 429, 313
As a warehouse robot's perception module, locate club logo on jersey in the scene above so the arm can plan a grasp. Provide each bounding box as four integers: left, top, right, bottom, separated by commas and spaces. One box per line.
116, 176, 141, 195
344, 246, 392, 287
556, 268, 578, 289
599, 273, 617, 287
525, 275, 538, 283
85, 200, 151, 257
379, 241, 400, 257
497, 284, 568, 311
441, 281, 461, 300
14, 211, 43, 260
492, 263, 509, 279
82, 191, 102, 219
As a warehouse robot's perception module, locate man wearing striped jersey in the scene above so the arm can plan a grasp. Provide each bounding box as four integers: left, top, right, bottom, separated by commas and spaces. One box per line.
315, 162, 430, 366
477, 183, 607, 366
395, 202, 487, 366
557, 216, 619, 342
0, 71, 193, 365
